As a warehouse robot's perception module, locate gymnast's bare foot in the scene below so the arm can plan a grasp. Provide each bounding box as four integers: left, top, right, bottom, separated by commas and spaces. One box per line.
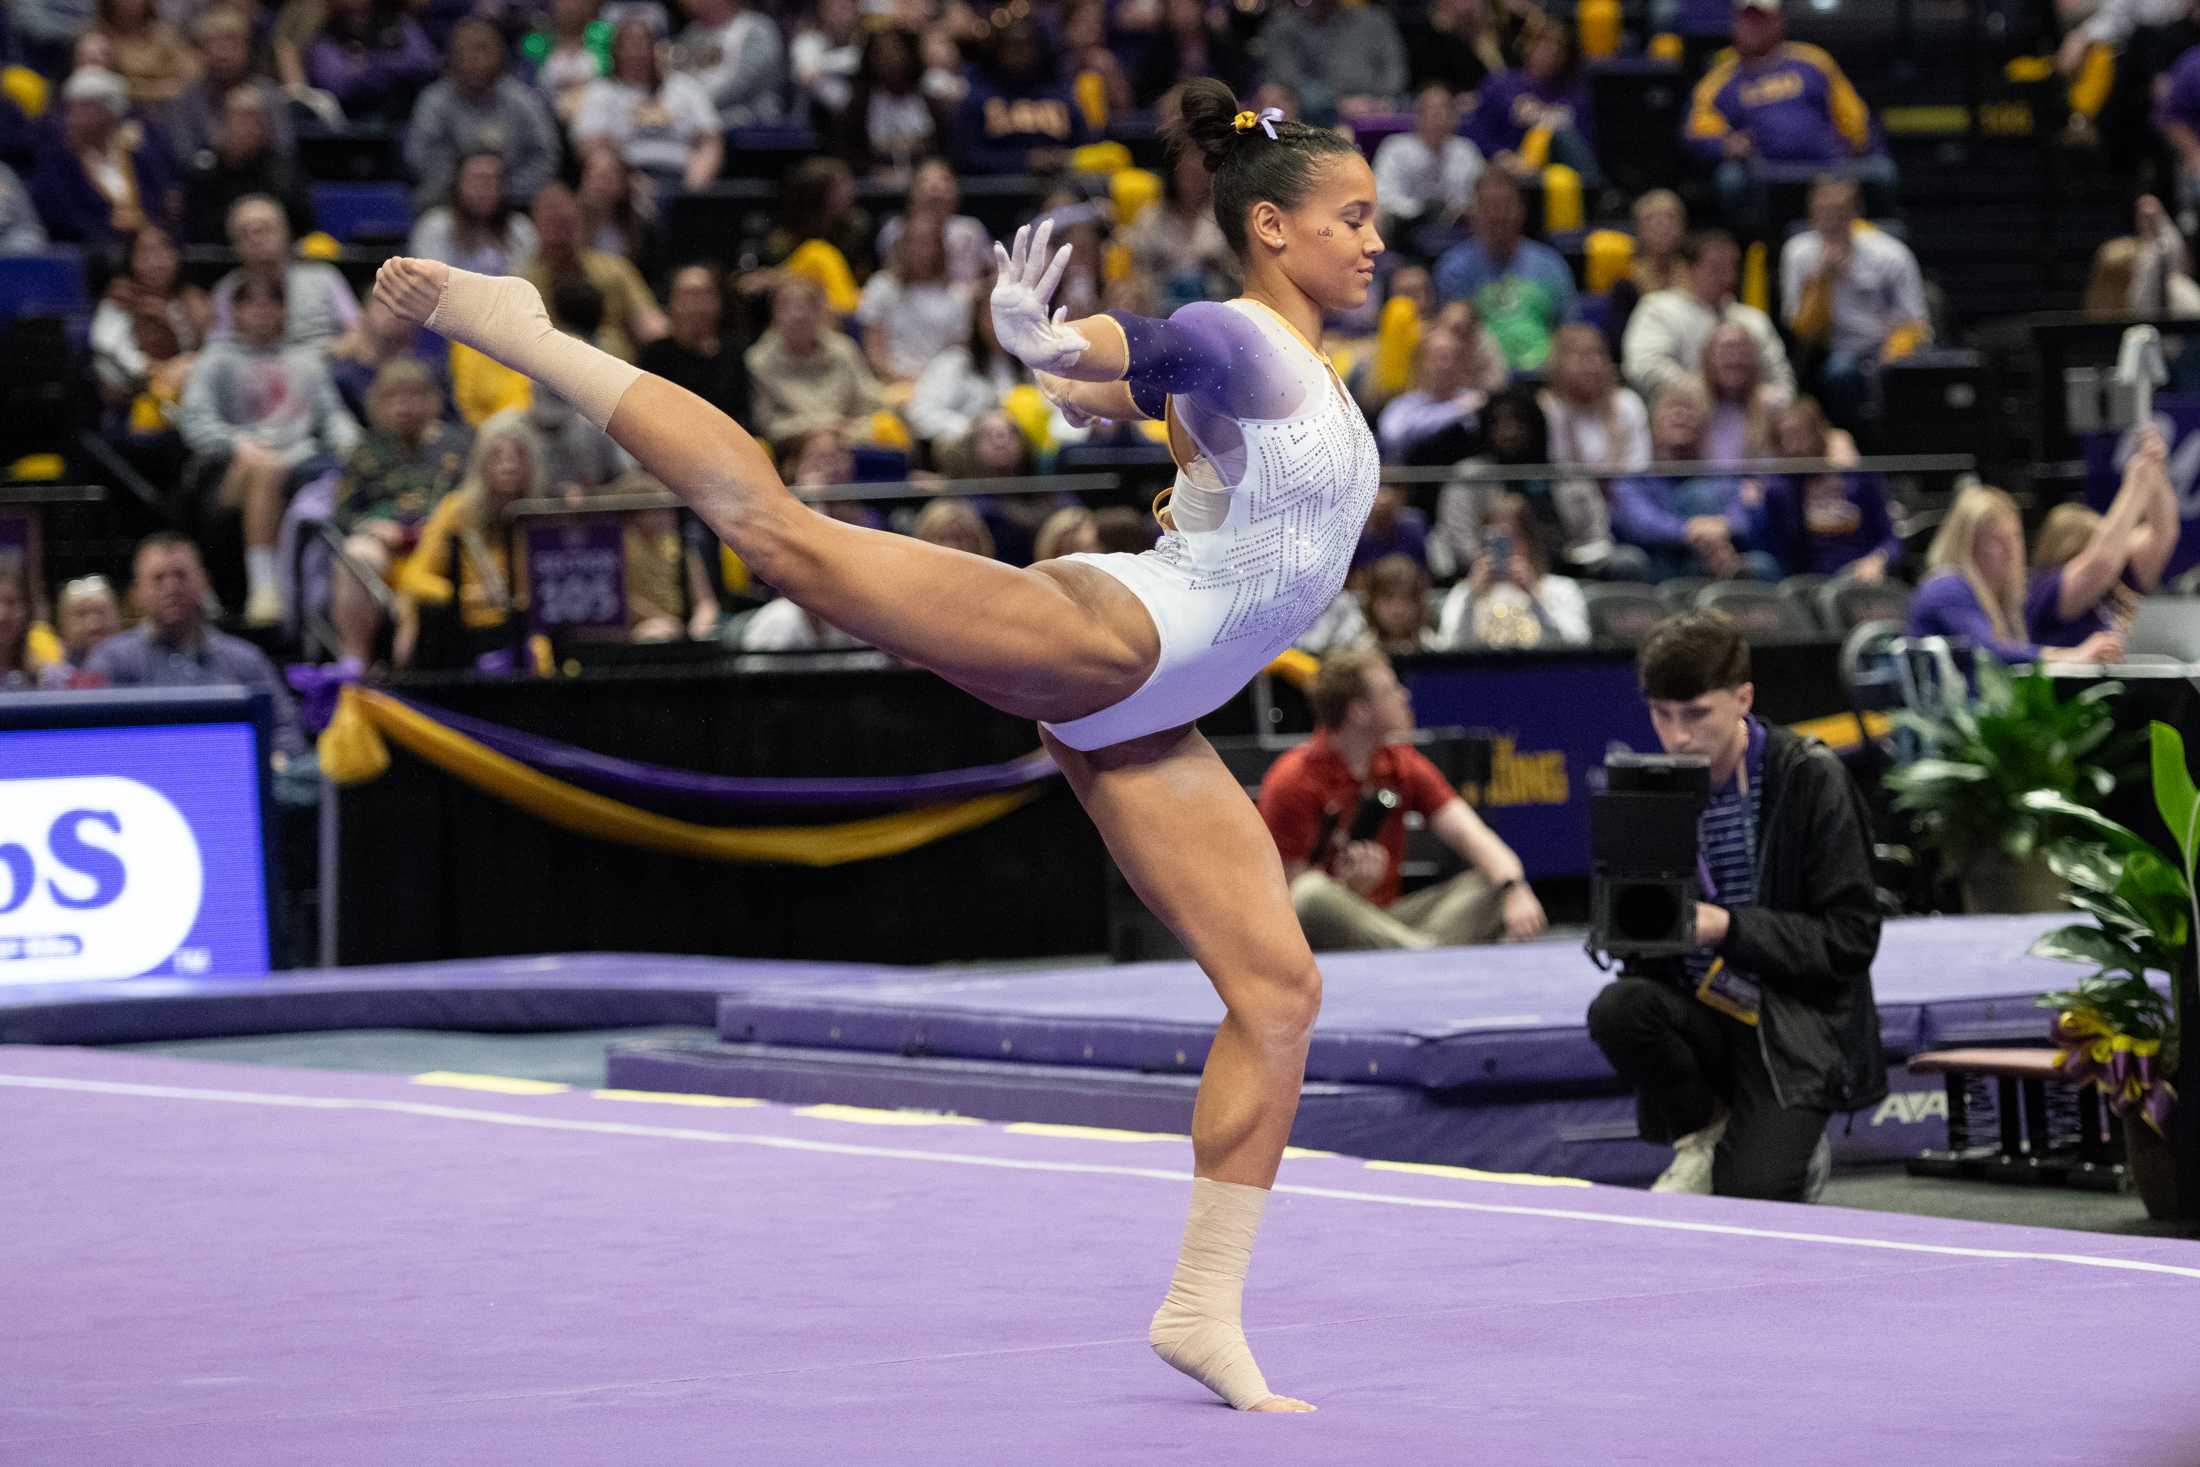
372, 257, 451, 326
1247, 1392, 1317, 1413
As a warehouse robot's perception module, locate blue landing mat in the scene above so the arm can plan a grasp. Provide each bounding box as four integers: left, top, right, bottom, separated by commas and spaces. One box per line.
715, 915, 2079, 1092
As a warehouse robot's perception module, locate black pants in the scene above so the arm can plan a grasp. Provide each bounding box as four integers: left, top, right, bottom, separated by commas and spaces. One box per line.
1586, 976, 1830, 1202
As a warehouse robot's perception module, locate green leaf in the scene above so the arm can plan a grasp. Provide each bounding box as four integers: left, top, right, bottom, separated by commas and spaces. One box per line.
2017, 790, 2157, 859
2153, 721, 2199, 879
2046, 840, 2123, 895
2028, 923, 2148, 969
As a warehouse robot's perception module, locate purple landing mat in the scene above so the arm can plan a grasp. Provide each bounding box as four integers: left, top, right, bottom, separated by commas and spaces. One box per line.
0, 952, 907, 1045
606, 1041, 1954, 1186
717, 915, 2080, 1093
4, 1046, 2197, 1467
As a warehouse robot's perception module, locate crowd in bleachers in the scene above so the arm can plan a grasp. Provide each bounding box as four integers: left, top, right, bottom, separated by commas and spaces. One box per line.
0, 0, 2192, 696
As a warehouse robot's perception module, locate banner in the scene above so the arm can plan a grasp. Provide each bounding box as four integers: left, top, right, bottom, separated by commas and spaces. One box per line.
2081, 397, 2200, 580
526, 516, 627, 634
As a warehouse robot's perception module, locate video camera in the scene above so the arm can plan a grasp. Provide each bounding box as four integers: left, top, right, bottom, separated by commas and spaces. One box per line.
1588, 751, 1711, 964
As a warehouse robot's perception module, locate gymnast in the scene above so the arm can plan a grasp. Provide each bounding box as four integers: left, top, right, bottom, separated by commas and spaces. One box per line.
371, 77, 1383, 1413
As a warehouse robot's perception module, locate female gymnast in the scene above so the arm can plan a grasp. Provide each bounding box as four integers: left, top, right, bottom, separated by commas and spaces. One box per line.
372, 77, 1383, 1413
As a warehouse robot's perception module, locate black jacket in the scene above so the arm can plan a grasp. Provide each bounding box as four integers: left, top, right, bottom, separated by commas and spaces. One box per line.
1725, 723, 1888, 1113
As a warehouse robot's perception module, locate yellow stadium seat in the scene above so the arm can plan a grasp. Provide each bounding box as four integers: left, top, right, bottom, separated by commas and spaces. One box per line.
1110, 166, 1162, 227
1540, 163, 1583, 232
2, 65, 49, 120
1585, 229, 1635, 294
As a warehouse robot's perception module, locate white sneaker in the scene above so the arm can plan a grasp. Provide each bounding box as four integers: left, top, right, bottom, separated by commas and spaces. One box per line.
1802, 1133, 1832, 1204
243, 586, 284, 626
1650, 1110, 1727, 1194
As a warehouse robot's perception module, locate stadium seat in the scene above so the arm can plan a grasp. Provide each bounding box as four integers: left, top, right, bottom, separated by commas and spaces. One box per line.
310, 181, 412, 243
1815, 575, 1913, 634
1658, 576, 1709, 609
1777, 573, 1829, 630
0, 249, 88, 320
1693, 581, 1820, 640
2172, 566, 2200, 597
1583, 581, 1667, 645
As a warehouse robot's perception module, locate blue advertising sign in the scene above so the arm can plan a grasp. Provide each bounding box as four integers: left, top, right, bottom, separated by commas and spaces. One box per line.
2081, 397, 2200, 580
526, 516, 627, 633
0, 719, 272, 982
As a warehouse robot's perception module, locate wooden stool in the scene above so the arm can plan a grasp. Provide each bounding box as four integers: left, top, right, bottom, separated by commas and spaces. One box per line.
1904, 1046, 2125, 1191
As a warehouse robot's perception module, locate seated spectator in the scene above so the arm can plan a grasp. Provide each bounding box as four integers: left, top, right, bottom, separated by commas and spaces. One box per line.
1587, 610, 1884, 1200
1613, 377, 1776, 583
908, 289, 1022, 456
575, 147, 663, 273
175, 7, 292, 164
1779, 176, 1928, 428
2026, 426, 2180, 648
91, 224, 208, 427
1541, 323, 1651, 480
671, 0, 785, 127
637, 263, 750, 425
525, 280, 641, 494
1909, 484, 2126, 664
53, 573, 123, 676
1684, 0, 1888, 238
405, 149, 538, 276
1410, 0, 1522, 96
0, 163, 49, 252
210, 193, 360, 346
1435, 489, 1591, 648
876, 158, 992, 286
1605, 188, 1689, 351
790, 0, 862, 128
761, 155, 873, 296
405, 17, 560, 209
28, 67, 179, 248
326, 295, 453, 422
94, 0, 198, 113
1372, 84, 1484, 256
838, 25, 952, 174
911, 495, 998, 559
531, 0, 610, 124
1033, 504, 1099, 561
522, 182, 666, 362
1470, 20, 1597, 186
1362, 553, 1436, 654
305, 0, 437, 127
1621, 228, 1793, 404
2157, 45, 2200, 217
2085, 194, 2200, 319
1747, 397, 1896, 581
1060, 0, 1132, 122
393, 411, 542, 662
85, 532, 307, 761
857, 214, 973, 384
741, 591, 867, 650
1698, 321, 1785, 466
1260, 647, 1547, 951
745, 274, 883, 443
573, 14, 721, 191
1374, 322, 1487, 465
953, 19, 1090, 174
1129, 0, 1247, 106
1254, 0, 1407, 122
179, 274, 362, 621
623, 498, 723, 643
0, 566, 58, 690
183, 84, 311, 243
1433, 169, 1575, 372
328, 358, 471, 667
1122, 147, 1238, 315
1092, 503, 1157, 556
1353, 482, 1431, 574
1431, 382, 1547, 578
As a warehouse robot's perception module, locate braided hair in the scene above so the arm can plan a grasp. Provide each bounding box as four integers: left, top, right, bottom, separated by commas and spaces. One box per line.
1166, 79, 1360, 255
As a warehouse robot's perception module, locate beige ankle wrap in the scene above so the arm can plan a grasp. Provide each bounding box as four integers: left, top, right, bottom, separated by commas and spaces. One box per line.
1148, 1177, 1275, 1409
425, 268, 642, 431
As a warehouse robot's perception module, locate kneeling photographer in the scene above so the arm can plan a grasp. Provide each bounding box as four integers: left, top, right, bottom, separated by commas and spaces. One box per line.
1586, 612, 1886, 1202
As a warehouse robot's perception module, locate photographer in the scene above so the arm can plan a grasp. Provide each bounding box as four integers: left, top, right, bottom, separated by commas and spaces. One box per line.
1258, 648, 1547, 952
1586, 612, 1885, 1201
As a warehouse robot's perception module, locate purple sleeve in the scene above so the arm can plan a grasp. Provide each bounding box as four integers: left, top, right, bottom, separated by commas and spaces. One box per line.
1911, 573, 2038, 662
2159, 53, 2200, 133
1610, 476, 1692, 549
1107, 300, 1293, 421
1856, 474, 1900, 565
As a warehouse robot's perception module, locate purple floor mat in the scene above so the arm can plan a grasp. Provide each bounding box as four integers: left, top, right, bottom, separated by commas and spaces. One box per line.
4, 1046, 2197, 1466
717, 914, 2080, 1091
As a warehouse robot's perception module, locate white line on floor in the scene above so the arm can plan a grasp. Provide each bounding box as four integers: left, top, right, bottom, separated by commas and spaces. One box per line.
6, 1070, 2198, 1282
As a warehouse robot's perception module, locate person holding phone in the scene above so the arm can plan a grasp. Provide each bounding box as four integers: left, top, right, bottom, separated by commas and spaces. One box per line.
1258, 647, 1548, 951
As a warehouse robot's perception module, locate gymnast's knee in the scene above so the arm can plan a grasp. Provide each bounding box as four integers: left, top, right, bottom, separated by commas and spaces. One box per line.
1231, 959, 1323, 1042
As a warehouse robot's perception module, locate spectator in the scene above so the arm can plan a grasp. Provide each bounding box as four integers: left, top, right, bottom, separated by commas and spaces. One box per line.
1091, 503, 1156, 555
1375, 322, 1487, 465
531, 0, 611, 124
85, 532, 307, 759
1435, 489, 1591, 648
911, 496, 995, 557
405, 149, 538, 276
0, 567, 57, 690
1411, 0, 1522, 95
1029, 186, 1111, 318
1747, 397, 1897, 581
522, 182, 667, 362
1698, 321, 1784, 467
637, 263, 751, 426
210, 193, 360, 346
907, 289, 1022, 453
954, 18, 1090, 174
2159, 45, 2200, 213
762, 154, 873, 292
1908, 484, 2126, 664
522, 279, 642, 495
1033, 504, 1099, 561
1130, 0, 1247, 106
1362, 553, 1436, 653
94, 0, 198, 113
2086, 194, 2200, 318
1353, 481, 1431, 574
837, 24, 951, 174
11, 0, 99, 80
1621, 228, 1793, 403
1780, 175, 1927, 427
671, 0, 785, 127
1061, 0, 1132, 121
305, 0, 438, 126
2025, 426, 2180, 648
328, 357, 472, 668
1612, 376, 1775, 583
741, 585, 867, 650
179, 274, 362, 621
1372, 84, 1484, 253
175, 8, 292, 164
745, 274, 883, 442
1470, 19, 1597, 185
0, 163, 48, 253
1433, 169, 1576, 372
1431, 382, 1547, 578
1587, 610, 1884, 1199
791, 0, 862, 125
28, 67, 180, 248
391, 410, 543, 660
405, 18, 559, 212
1254, 0, 1407, 122
877, 158, 1000, 287
573, 14, 721, 191
1684, 0, 1886, 236
182, 84, 311, 243
1260, 647, 1547, 951
54, 573, 124, 675
91, 224, 207, 422
856, 213, 973, 384
1541, 323, 1652, 480
1122, 146, 1237, 314
325, 293, 452, 422
1605, 188, 1689, 349
574, 147, 662, 272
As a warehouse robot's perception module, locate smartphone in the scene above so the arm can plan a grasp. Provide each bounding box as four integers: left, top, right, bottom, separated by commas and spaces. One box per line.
1486, 532, 1513, 565
1348, 787, 1402, 843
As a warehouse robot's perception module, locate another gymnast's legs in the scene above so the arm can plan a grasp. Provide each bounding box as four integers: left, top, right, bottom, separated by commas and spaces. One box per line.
375, 259, 1319, 1411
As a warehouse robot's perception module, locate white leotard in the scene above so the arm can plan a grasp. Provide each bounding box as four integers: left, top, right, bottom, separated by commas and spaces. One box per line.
1040, 299, 1381, 750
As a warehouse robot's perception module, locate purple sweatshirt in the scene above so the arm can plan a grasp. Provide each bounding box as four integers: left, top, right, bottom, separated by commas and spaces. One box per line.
1906, 571, 2037, 662
1469, 69, 1593, 156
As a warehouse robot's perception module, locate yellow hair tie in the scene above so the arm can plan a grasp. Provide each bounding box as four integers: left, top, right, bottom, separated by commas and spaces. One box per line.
1233, 110, 1258, 132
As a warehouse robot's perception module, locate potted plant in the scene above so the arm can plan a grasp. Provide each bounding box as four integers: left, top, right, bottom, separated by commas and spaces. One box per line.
2024, 721, 2198, 1219
1883, 658, 2138, 912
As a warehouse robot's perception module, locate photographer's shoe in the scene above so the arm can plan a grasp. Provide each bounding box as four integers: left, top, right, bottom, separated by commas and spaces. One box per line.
1650, 1110, 1726, 1194
1802, 1134, 1832, 1203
